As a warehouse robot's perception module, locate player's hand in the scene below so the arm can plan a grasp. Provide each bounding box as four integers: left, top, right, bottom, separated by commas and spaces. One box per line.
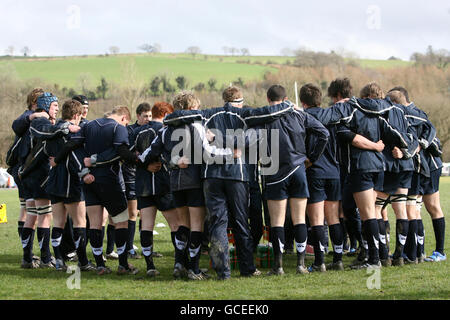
84, 157, 92, 167
178, 156, 190, 169
68, 124, 81, 133
206, 129, 215, 142
147, 161, 162, 173
392, 146, 404, 159
415, 145, 421, 154
304, 158, 312, 168
233, 149, 242, 158
49, 157, 57, 167
83, 174, 95, 184
375, 140, 385, 152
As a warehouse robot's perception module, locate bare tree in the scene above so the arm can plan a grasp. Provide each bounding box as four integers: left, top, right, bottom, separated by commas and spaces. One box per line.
186, 46, 201, 58
139, 43, 161, 54
109, 46, 120, 55
5, 46, 14, 56
120, 59, 146, 109
411, 45, 450, 69
21, 46, 30, 57
240, 48, 250, 56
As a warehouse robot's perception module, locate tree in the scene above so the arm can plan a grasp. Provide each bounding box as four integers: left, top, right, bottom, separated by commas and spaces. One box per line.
240, 48, 250, 56
222, 46, 229, 55
193, 82, 205, 91
149, 76, 162, 96
139, 43, 161, 54
411, 46, 450, 69
293, 48, 344, 68
96, 77, 109, 99
5, 46, 14, 56
207, 78, 217, 92
233, 77, 245, 87
186, 46, 201, 58
109, 46, 120, 55
161, 74, 176, 93
21, 46, 30, 57
176, 76, 188, 90
77, 73, 93, 95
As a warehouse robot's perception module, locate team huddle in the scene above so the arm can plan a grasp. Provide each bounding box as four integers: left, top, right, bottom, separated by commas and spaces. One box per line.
6, 78, 446, 280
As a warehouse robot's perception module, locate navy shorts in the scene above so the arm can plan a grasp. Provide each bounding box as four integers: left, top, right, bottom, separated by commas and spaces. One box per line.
21, 169, 49, 200
173, 188, 205, 208
264, 165, 309, 200
9, 165, 27, 200
50, 194, 85, 205
83, 175, 128, 217
348, 171, 384, 193
307, 178, 341, 204
382, 171, 413, 194
125, 182, 137, 201
408, 172, 422, 196
420, 168, 441, 195
137, 193, 175, 212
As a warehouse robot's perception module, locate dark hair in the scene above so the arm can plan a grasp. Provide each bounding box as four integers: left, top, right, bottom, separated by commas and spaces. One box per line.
388, 86, 410, 103
300, 83, 322, 108
222, 86, 243, 103
267, 85, 287, 102
27, 88, 44, 110
72, 95, 89, 106
62, 100, 82, 121
327, 78, 352, 99
136, 102, 151, 115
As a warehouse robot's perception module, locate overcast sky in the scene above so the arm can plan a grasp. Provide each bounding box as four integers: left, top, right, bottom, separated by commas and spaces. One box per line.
1, 0, 449, 60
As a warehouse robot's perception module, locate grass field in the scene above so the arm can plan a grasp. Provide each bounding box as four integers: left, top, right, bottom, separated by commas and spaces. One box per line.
0, 53, 413, 90
0, 53, 279, 89
0, 179, 449, 300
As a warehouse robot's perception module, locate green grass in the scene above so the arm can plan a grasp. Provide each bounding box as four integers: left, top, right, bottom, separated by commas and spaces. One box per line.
0, 178, 449, 300
355, 59, 413, 69
0, 53, 279, 89
0, 53, 413, 90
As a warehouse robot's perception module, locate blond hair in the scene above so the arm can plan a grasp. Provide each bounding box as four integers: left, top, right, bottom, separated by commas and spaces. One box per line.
172, 91, 201, 110
386, 90, 407, 106
111, 105, 131, 120
360, 82, 384, 99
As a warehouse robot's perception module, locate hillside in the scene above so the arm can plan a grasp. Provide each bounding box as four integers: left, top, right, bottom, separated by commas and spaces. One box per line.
0, 53, 413, 89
